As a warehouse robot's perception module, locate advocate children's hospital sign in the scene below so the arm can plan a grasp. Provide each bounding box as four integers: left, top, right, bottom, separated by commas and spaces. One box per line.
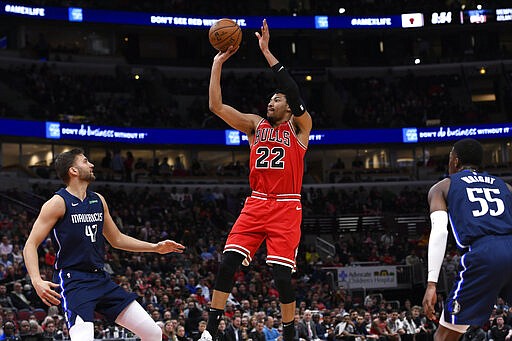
337, 265, 398, 289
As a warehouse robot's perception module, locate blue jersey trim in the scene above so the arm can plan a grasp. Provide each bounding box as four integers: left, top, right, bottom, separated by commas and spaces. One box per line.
448, 213, 468, 249
53, 228, 62, 269
58, 270, 71, 328
451, 251, 469, 325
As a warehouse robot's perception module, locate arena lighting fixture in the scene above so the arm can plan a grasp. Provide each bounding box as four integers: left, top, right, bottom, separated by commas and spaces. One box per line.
414, 58, 421, 64
477, 4, 482, 10
471, 94, 496, 102
338, 8, 346, 14
479, 67, 486, 75
426, 119, 441, 126
134, 74, 140, 80
305, 75, 312, 81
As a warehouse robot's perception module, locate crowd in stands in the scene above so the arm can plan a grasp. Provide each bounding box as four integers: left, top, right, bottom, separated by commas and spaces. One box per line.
0, 180, 497, 340
333, 74, 488, 128
1, 62, 494, 129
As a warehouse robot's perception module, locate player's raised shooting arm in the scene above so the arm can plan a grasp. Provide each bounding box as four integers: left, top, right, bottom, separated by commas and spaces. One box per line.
209, 49, 261, 135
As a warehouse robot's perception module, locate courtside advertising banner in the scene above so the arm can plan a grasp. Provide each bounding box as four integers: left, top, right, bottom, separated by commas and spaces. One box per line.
337, 266, 398, 289
2, 118, 512, 145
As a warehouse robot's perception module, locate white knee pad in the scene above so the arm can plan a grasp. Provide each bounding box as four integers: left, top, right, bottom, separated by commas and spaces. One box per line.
69, 315, 94, 341
116, 301, 162, 341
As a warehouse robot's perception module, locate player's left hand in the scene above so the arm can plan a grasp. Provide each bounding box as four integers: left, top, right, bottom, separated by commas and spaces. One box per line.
155, 240, 185, 254
255, 18, 270, 52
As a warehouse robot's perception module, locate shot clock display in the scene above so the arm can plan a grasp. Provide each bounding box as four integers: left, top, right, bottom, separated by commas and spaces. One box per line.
430, 11, 453, 25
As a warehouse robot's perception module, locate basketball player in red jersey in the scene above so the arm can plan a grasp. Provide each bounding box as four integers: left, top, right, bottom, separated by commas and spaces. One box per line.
201, 19, 312, 341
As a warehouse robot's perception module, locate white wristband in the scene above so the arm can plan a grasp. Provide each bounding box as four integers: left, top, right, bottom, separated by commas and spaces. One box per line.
427, 210, 449, 283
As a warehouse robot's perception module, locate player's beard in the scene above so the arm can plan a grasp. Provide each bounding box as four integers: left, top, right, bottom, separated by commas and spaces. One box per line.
78, 168, 96, 183
267, 114, 276, 125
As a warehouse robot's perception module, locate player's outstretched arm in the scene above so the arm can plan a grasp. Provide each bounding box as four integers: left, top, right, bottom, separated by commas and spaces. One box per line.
98, 193, 185, 254
24, 195, 63, 306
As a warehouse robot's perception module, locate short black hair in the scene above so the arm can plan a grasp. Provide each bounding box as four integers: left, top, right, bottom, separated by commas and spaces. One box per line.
268, 89, 288, 101
453, 138, 483, 167
54, 148, 84, 184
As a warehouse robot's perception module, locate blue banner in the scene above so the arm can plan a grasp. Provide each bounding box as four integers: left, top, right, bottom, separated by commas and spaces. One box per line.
2, 118, 512, 146
0, 2, 412, 29
415, 124, 512, 142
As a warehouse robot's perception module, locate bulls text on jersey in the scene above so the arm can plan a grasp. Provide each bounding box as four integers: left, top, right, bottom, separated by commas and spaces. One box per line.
254, 128, 290, 147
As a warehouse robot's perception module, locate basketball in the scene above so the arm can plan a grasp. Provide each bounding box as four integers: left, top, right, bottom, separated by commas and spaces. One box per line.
209, 18, 242, 52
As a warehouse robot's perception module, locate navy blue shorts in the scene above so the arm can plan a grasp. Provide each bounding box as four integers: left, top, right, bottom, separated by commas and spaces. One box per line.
55, 269, 138, 329
444, 235, 512, 326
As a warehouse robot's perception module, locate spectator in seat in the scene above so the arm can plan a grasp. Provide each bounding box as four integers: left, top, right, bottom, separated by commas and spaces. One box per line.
176, 325, 188, 341
226, 316, 243, 341
0, 285, 15, 310
0, 236, 13, 256
41, 318, 57, 339
216, 319, 231, 341
299, 310, 318, 341
1, 321, 20, 341
53, 322, 70, 340
263, 316, 281, 341
489, 316, 511, 341
9, 282, 31, 311
18, 320, 30, 338
249, 320, 266, 341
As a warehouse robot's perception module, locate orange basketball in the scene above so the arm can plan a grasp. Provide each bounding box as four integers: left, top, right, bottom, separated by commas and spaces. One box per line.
208, 18, 242, 52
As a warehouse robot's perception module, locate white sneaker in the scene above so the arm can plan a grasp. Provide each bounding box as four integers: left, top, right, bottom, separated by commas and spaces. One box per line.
199, 330, 213, 341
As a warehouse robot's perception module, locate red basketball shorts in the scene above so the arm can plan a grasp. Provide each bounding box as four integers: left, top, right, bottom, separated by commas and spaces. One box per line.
224, 191, 302, 271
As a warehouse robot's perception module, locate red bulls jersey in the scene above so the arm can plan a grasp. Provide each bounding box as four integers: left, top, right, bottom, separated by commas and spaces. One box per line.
249, 119, 307, 194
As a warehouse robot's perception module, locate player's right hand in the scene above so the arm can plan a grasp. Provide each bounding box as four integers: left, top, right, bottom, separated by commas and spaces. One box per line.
214, 45, 239, 64
33, 279, 61, 306
422, 282, 437, 321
